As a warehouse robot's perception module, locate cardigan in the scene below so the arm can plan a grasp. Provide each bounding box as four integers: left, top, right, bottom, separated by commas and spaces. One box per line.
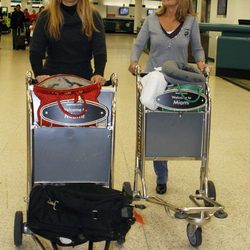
30, 4, 107, 79
131, 14, 205, 72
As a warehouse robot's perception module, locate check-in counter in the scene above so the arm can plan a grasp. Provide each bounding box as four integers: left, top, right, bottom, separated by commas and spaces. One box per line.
103, 18, 134, 33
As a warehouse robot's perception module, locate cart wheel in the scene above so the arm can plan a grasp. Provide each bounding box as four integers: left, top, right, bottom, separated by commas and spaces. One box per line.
122, 182, 133, 203
14, 211, 23, 247
204, 180, 216, 207
214, 209, 228, 219
174, 210, 188, 219
187, 223, 202, 247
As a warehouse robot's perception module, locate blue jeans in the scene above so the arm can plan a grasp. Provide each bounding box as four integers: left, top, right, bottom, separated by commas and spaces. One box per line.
153, 161, 168, 184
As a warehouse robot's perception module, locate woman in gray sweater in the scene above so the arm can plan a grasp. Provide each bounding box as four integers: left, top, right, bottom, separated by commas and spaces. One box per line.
129, 0, 208, 194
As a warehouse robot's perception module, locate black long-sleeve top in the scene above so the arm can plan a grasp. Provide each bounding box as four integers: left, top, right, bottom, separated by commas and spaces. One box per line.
29, 4, 107, 79
10, 10, 25, 29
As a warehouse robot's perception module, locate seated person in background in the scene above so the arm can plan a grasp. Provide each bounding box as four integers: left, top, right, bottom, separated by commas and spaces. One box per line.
29, 0, 107, 85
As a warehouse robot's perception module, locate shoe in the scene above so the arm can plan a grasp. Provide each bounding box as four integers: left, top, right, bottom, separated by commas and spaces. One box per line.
156, 184, 167, 194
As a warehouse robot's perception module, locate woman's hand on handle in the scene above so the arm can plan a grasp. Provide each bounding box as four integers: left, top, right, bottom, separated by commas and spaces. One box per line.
91, 74, 106, 85
128, 61, 139, 75
197, 61, 210, 74
36, 75, 50, 83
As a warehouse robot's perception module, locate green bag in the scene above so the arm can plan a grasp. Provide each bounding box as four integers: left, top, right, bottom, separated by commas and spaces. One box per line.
177, 84, 204, 104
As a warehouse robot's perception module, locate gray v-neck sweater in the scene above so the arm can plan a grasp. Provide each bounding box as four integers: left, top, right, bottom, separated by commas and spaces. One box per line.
131, 14, 205, 72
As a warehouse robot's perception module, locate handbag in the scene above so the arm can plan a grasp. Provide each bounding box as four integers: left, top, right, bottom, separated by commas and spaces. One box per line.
33, 74, 101, 127
26, 184, 135, 247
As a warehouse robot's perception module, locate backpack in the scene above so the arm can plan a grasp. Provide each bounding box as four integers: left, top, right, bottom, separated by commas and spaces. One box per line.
26, 184, 135, 247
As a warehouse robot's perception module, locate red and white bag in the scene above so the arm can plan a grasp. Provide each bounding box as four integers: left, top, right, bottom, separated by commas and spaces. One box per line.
33, 75, 101, 127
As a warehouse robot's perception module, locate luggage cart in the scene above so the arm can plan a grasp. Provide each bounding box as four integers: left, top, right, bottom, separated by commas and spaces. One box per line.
14, 72, 134, 249
133, 66, 228, 247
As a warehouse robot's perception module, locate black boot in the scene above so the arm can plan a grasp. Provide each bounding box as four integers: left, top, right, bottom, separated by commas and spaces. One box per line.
156, 184, 167, 194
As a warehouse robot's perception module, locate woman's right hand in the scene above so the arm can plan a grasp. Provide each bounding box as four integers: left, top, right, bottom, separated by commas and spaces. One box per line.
36, 75, 50, 83
128, 61, 139, 75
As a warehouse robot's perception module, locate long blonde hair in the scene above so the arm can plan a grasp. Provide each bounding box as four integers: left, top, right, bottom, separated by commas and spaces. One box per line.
156, 0, 195, 22
45, 0, 97, 40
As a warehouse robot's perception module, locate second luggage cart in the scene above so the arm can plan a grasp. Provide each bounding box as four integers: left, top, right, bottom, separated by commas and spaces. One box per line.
133, 66, 228, 247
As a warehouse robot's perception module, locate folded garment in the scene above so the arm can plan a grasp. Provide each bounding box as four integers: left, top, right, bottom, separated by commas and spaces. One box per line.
140, 71, 168, 110
161, 61, 206, 87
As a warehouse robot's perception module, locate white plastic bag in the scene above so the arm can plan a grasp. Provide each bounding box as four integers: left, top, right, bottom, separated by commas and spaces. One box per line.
140, 71, 167, 110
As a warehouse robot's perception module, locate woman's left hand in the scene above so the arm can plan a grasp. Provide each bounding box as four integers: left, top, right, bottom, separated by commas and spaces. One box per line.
197, 61, 210, 73
91, 74, 106, 85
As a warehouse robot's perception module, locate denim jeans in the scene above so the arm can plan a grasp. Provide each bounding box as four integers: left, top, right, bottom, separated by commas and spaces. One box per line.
153, 160, 168, 184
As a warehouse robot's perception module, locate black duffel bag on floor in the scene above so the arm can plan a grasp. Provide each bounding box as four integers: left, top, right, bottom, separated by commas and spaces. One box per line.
26, 183, 135, 247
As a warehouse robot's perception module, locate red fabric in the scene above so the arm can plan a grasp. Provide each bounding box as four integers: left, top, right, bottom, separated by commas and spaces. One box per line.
29, 13, 37, 21
133, 210, 145, 225
34, 82, 101, 127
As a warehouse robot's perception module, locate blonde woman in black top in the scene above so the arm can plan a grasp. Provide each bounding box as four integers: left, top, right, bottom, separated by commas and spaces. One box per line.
30, 0, 107, 84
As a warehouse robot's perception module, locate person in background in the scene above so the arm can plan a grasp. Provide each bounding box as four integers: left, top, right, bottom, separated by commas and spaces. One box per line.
38, 6, 45, 16
0, 12, 3, 48
23, 8, 30, 22
29, 19, 36, 45
10, 4, 25, 49
29, 10, 38, 22
128, 0, 208, 194
23, 8, 31, 45
29, 0, 107, 85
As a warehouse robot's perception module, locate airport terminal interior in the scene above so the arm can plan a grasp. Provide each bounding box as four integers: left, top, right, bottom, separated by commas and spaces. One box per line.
0, 0, 250, 249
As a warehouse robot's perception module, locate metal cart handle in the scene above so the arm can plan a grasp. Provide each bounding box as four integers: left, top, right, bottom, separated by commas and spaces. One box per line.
26, 72, 118, 87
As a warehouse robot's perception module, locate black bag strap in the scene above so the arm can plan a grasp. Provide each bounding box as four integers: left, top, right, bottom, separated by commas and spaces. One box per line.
104, 241, 111, 250
50, 241, 59, 250
88, 241, 93, 250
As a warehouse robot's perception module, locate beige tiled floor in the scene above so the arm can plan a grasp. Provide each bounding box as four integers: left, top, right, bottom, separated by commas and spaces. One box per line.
0, 33, 250, 250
